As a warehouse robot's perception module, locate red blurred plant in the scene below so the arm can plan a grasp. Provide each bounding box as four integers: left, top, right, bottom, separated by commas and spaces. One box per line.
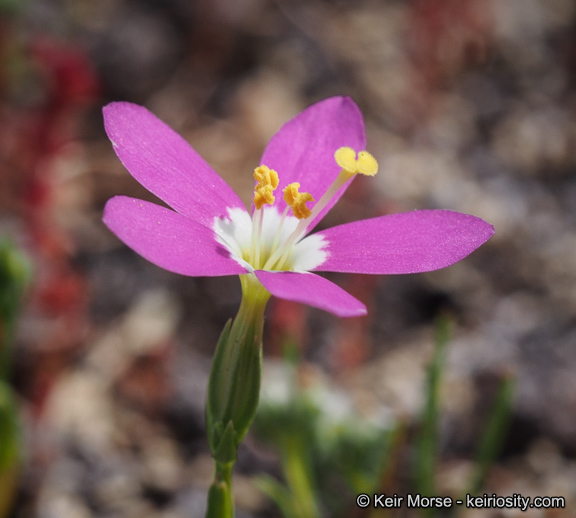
0, 26, 99, 412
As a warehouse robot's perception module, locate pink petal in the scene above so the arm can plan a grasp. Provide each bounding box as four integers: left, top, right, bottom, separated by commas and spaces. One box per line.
255, 270, 367, 318
313, 210, 495, 274
259, 97, 366, 232
103, 102, 246, 228
104, 196, 248, 277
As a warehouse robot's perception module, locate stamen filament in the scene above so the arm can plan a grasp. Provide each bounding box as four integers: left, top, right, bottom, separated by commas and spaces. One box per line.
250, 165, 279, 267
299, 169, 353, 231
250, 208, 262, 265
254, 208, 264, 268
268, 206, 290, 259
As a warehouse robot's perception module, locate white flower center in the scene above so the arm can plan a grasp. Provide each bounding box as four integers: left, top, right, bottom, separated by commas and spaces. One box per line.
213, 206, 328, 272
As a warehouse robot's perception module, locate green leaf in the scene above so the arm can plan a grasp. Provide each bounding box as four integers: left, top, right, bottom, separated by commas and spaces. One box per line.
0, 383, 19, 471
256, 475, 297, 518
414, 316, 451, 516
0, 239, 31, 382
469, 374, 514, 495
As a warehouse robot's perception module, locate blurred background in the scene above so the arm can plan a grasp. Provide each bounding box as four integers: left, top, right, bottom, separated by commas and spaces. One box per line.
1, 0, 576, 516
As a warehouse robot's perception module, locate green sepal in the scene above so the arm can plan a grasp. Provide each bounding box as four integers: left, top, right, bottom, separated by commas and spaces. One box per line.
221, 323, 262, 443
206, 319, 232, 452
212, 421, 238, 465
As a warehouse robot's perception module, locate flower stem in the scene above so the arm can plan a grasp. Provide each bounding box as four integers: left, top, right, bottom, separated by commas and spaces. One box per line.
205, 274, 270, 517
206, 461, 233, 518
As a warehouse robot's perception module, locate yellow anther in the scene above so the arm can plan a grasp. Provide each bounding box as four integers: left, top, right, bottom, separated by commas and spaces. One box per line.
334, 147, 378, 177
254, 165, 279, 189
282, 182, 300, 207
253, 165, 279, 209
334, 147, 358, 173
283, 182, 314, 220
357, 151, 378, 176
254, 185, 275, 209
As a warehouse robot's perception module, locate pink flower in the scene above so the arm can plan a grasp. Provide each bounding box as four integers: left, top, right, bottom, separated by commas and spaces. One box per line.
103, 97, 494, 318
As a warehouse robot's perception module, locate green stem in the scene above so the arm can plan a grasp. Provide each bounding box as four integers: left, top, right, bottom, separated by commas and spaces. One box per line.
205, 274, 271, 518
206, 462, 234, 518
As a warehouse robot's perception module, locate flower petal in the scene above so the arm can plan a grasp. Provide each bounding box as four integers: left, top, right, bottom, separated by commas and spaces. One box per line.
104, 196, 248, 276
255, 270, 367, 318
103, 102, 246, 228
313, 210, 495, 274
259, 96, 366, 231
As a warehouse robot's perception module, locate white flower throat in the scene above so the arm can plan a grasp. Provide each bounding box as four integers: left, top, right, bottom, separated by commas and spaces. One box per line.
213, 147, 378, 272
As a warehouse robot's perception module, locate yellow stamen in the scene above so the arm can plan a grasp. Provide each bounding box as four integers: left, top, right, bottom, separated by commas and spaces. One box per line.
253, 165, 279, 209
283, 183, 314, 220
251, 165, 279, 266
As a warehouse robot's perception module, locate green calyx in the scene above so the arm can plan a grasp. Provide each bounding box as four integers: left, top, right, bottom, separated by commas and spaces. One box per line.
206, 274, 270, 457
